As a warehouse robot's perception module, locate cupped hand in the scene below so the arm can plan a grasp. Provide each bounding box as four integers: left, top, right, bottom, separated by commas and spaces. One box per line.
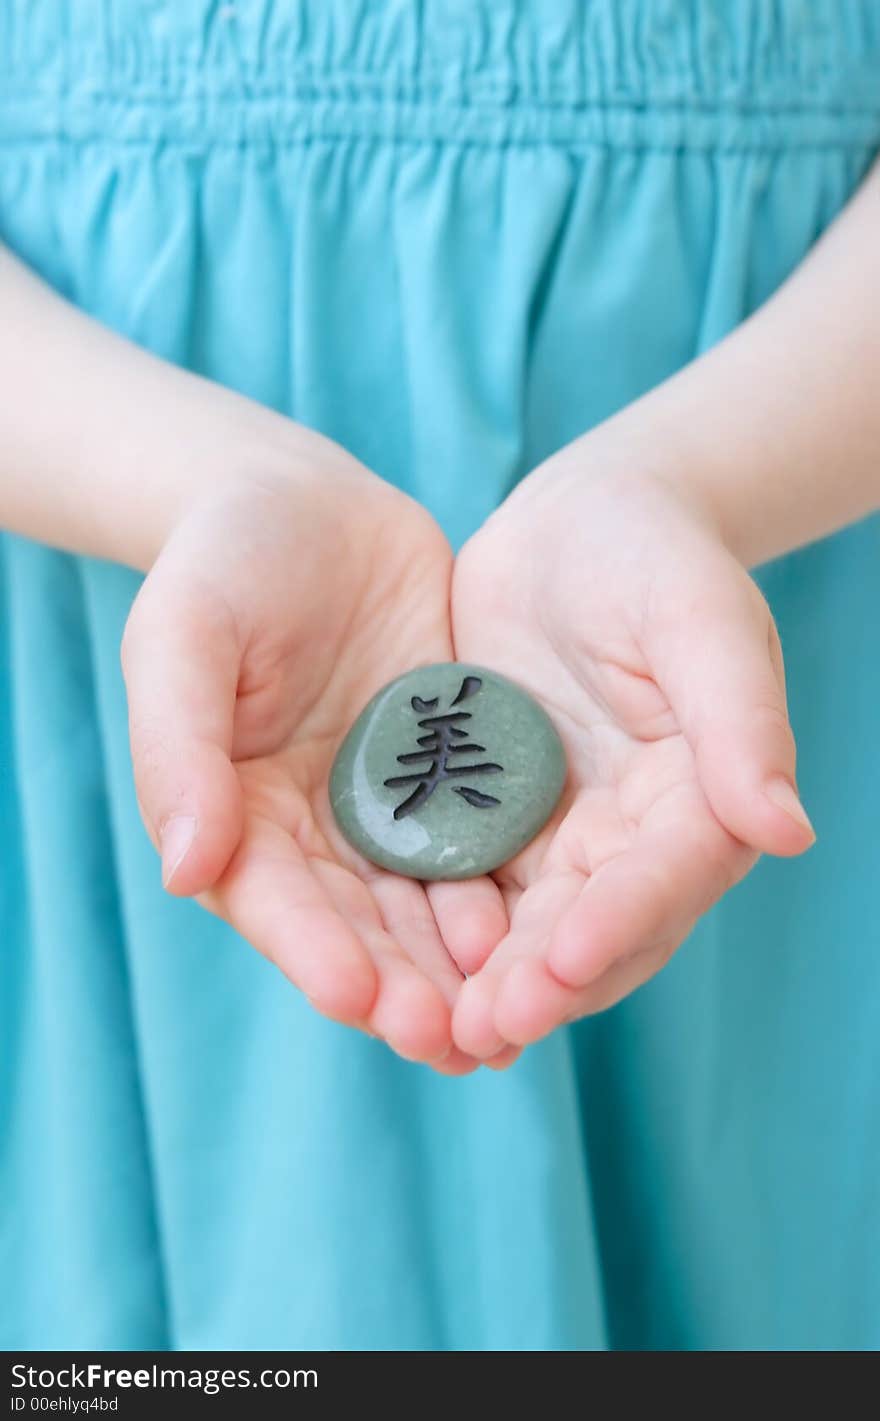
450, 450, 815, 1058
121, 428, 510, 1071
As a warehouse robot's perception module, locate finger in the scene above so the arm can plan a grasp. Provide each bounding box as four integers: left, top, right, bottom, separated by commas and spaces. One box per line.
547, 810, 749, 990
452, 871, 581, 1058
571, 941, 672, 1015
308, 858, 454, 1064
493, 944, 669, 1046
426, 877, 509, 975
356, 874, 493, 1072
368, 874, 465, 1003
650, 572, 815, 856
451, 971, 508, 1060
122, 568, 244, 896
432, 1047, 482, 1077
205, 817, 378, 1025
366, 956, 454, 1065
494, 957, 580, 1044
483, 1044, 523, 1071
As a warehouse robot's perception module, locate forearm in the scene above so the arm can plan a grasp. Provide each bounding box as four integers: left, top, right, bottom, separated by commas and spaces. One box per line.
0, 247, 306, 570
584, 158, 880, 567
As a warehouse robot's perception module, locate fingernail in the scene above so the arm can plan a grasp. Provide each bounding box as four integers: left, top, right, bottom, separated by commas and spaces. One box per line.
160, 815, 197, 887
764, 776, 815, 840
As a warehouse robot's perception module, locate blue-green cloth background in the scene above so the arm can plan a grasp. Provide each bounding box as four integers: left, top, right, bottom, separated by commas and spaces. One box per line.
1, 0, 880, 1350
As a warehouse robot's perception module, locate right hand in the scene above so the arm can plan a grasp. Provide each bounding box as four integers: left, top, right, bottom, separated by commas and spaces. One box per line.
120, 427, 510, 1072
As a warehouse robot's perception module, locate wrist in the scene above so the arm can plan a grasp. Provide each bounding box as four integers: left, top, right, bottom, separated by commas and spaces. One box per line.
136, 391, 404, 576
525, 402, 738, 560
90, 379, 310, 571
562, 376, 779, 570
137, 407, 299, 570
86, 371, 366, 572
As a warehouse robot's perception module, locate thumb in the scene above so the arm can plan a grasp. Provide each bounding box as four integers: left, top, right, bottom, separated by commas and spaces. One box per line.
121, 572, 245, 896
652, 572, 815, 857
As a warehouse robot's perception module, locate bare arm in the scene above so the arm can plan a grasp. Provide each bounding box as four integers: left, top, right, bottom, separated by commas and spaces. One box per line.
0, 246, 323, 570
3, 157, 880, 572
554, 158, 880, 567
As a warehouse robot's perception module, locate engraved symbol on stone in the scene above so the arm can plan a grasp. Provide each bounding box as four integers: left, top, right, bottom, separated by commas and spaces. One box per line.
383, 675, 504, 820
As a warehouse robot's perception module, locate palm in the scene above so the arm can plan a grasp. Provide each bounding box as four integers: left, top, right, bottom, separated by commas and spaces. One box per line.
450, 522, 757, 1054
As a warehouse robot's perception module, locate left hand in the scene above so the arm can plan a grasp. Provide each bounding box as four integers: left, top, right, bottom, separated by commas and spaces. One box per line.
449, 441, 816, 1059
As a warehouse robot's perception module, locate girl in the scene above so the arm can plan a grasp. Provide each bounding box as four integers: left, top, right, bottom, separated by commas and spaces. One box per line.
1, 1, 878, 1350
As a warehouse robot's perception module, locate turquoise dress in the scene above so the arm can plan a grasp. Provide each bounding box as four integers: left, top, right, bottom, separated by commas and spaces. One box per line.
2, 1, 880, 1350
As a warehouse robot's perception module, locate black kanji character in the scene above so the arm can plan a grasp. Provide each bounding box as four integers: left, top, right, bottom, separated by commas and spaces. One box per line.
384, 675, 503, 820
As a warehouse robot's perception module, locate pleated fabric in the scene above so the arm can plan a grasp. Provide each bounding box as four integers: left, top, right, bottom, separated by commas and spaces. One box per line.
1, 0, 880, 1349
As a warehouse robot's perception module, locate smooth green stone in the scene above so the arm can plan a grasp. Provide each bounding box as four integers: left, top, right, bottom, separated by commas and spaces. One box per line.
329, 663, 566, 881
